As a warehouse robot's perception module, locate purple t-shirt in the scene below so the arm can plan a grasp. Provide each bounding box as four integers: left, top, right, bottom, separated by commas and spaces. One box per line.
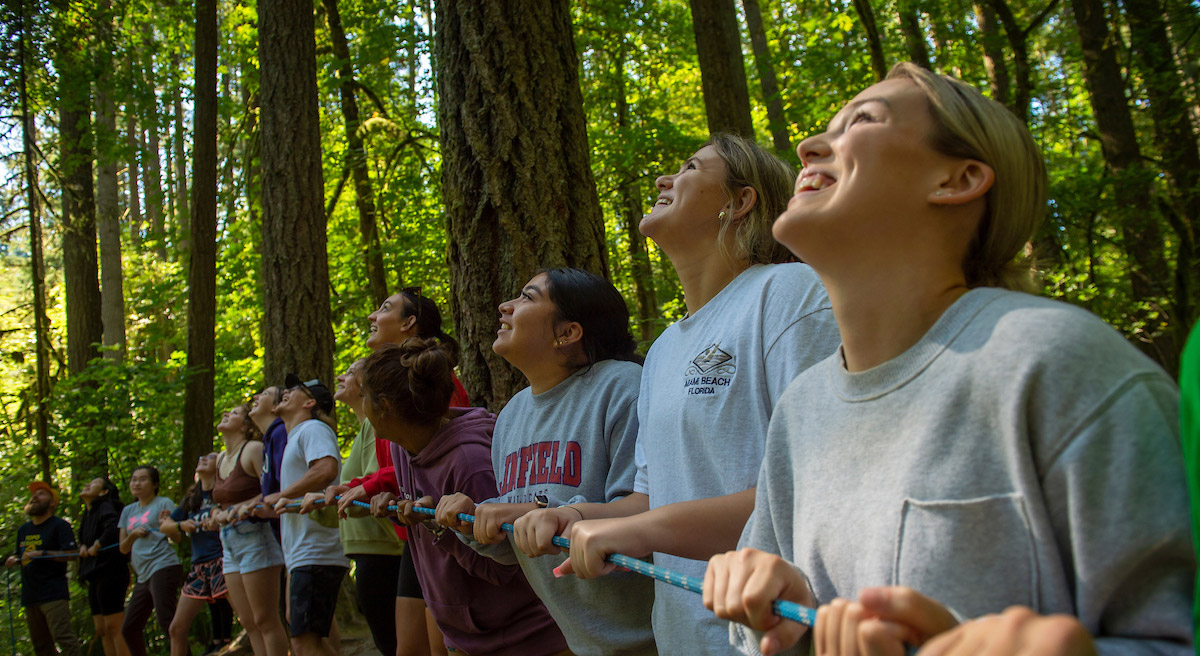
260, 416, 287, 541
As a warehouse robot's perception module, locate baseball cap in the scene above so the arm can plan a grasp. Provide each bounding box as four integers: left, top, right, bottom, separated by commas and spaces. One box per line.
284, 373, 335, 415
29, 481, 59, 503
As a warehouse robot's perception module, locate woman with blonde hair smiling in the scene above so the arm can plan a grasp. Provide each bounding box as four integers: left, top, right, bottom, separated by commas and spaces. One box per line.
702, 62, 1192, 655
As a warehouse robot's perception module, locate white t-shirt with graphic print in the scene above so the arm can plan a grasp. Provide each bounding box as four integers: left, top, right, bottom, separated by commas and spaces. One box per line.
632, 262, 839, 655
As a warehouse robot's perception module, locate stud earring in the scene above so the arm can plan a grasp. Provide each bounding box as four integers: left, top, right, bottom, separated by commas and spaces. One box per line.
718, 211, 727, 221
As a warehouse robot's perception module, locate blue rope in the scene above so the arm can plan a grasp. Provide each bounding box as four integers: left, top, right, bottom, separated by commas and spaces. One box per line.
27, 542, 120, 561
348, 499, 818, 627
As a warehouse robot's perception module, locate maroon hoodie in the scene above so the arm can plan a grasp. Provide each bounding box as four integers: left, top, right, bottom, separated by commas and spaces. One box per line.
391, 407, 567, 656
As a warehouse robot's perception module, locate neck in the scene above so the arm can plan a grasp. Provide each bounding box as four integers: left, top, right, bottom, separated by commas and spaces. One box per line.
668, 246, 747, 315
251, 414, 274, 434
388, 418, 444, 456
137, 493, 155, 505
824, 263, 969, 372
198, 473, 216, 491
517, 356, 578, 395
344, 403, 365, 422
221, 430, 248, 450
282, 411, 308, 432
30, 511, 52, 525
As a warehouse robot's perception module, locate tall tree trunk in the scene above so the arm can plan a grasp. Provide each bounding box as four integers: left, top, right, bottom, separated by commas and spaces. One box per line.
53, 0, 106, 483
436, 0, 608, 408
851, 0, 888, 80
142, 25, 167, 260
323, 0, 388, 307
987, 0, 1058, 124
974, 2, 1011, 107
258, 0, 334, 389
1070, 0, 1180, 372
1125, 0, 1200, 334
127, 109, 142, 246
615, 45, 659, 343
741, 0, 792, 156
172, 52, 190, 255
688, 0, 755, 137
182, 0, 219, 493
95, 0, 126, 363
897, 0, 932, 69
19, 0, 52, 484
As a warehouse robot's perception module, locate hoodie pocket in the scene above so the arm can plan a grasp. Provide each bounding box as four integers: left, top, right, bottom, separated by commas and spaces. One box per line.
426, 599, 482, 636
894, 493, 1038, 618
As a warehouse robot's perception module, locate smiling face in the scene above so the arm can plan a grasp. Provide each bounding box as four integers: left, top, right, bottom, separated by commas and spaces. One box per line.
195, 453, 217, 476
217, 404, 248, 435
250, 387, 281, 424
334, 360, 364, 405
25, 489, 54, 517
493, 273, 562, 369
773, 78, 954, 266
640, 145, 731, 247
367, 293, 417, 349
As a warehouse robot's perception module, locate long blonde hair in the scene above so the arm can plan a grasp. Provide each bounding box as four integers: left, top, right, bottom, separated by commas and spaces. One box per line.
707, 133, 797, 266
886, 62, 1047, 292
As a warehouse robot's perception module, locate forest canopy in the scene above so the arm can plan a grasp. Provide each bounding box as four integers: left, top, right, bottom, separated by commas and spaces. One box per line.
0, 5, 1194, 642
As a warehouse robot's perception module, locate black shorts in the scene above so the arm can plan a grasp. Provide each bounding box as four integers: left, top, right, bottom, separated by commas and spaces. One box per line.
288, 565, 347, 637
86, 563, 130, 616
395, 546, 423, 599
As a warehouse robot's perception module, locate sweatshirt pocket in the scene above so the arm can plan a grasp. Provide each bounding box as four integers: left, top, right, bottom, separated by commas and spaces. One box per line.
894, 493, 1038, 619
426, 599, 482, 636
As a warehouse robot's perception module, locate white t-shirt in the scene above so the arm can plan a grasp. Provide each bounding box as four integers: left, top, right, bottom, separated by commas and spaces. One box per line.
280, 419, 350, 571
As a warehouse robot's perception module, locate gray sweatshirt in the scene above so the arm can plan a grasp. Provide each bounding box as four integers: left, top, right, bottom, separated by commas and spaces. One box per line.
634, 263, 839, 655
468, 359, 657, 656
734, 288, 1194, 655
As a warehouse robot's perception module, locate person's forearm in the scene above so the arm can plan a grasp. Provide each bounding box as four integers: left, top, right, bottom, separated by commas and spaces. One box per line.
632, 487, 755, 560
277, 459, 338, 499
569, 492, 649, 521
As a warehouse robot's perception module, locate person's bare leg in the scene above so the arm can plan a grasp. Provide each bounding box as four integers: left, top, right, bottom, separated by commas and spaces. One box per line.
394, 597, 429, 656
168, 595, 207, 656
425, 608, 447, 656
320, 617, 340, 655
223, 573, 267, 656
103, 613, 132, 656
244, 567, 289, 656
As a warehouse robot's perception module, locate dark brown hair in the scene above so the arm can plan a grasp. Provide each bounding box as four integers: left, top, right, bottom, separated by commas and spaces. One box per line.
361, 339, 455, 426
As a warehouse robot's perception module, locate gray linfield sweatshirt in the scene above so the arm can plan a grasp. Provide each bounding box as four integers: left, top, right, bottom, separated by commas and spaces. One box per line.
732, 287, 1194, 655
460, 359, 658, 656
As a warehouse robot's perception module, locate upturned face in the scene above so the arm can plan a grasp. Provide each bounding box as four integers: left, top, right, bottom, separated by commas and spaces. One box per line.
25, 489, 53, 516
334, 361, 364, 405
640, 145, 731, 245
250, 387, 281, 424
367, 293, 416, 349
773, 78, 955, 266
195, 453, 218, 476
493, 273, 561, 368
217, 405, 248, 434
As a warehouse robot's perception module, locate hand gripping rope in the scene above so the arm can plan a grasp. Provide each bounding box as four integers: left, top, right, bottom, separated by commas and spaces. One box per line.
309, 495, 819, 627
27, 542, 120, 561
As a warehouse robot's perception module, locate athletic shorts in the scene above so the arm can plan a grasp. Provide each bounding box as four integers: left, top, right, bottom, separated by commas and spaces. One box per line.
182, 558, 228, 601
395, 546, 423, 599
288, 565, 347, 637
221, 521, 285, 575
86, 563, 129, 616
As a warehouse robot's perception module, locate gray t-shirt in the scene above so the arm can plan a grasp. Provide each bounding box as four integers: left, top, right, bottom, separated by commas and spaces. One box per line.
280, 419, 350, 571
469, 359, 657, 656
634, 263, 839, 654
119, 496, 179, 582
734, 288, 1193, 655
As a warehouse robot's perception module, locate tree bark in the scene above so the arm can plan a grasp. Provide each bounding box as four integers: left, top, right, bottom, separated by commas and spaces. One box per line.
741, 0, 792, 157
323, 0, 388, 307
851, 0, 888, 80
688, 0, 756, 136
616, 44, 659, 343
1125, 0, 1200, 335
182, 0, 219, 494
436, 0, 608, 408
974, 2, 1011, 107
172, 51, 190, 256
1070, 0, 1180, 372
126, 109, 142, 246
258, 0, 335, 389
53, 0, 106, 482
897, 0, 932, 69
95, 0, 126, 363
142, 25, 167, 260
19, 0, 52, 484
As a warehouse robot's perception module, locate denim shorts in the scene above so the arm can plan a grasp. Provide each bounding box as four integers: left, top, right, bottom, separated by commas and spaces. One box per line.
221, 521, 285, 575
